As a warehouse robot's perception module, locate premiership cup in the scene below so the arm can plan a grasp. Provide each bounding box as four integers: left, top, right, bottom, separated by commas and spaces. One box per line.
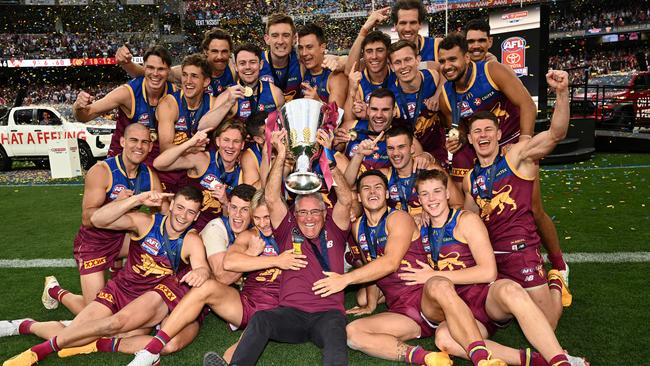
279, 99, 328, 195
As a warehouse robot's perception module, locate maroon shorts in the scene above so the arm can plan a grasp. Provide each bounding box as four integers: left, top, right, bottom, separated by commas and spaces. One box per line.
387, 287, 433, 338
73, 231, 125, 276
450, 134, 521, 183
232, 292, 279, 330
495, 247, 547, 289
94, 279, 140, 314
456, 284, 511, 336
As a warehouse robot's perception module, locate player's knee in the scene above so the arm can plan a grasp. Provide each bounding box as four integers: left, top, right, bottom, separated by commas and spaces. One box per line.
434, 327, 456, 354
345, 321, 365, 350
497, 280, 528, 305
424, 276, 454, 299
105, 312, 130, 334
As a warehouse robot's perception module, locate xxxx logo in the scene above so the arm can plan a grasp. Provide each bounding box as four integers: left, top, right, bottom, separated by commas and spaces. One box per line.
83, 256, 107, 270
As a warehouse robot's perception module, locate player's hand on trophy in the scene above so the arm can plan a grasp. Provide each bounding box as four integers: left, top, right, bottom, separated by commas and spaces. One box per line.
276, 249, 308, 271
316, 129, 335, 150
301, 82, 320, 101
362, 6, 390, 32
546, 70, 569, 93
398, 259, 436, 285
424, 96, 440, 112
271, 129, 288, 154
115, 45, 133, 65
137, 191, 174, 207
74, 91, 95, 110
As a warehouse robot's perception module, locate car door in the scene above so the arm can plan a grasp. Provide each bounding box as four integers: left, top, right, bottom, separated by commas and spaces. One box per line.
8, 108, 37, 156
33, 108, 66, 156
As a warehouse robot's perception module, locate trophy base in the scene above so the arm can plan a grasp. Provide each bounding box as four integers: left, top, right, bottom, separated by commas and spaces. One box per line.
285, 172, 322, 195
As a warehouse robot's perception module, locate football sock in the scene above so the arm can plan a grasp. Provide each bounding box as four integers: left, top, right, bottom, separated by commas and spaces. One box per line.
467, 340, 490, 365
47, 286, 70, 302
548, 277, 563, 294
31, 336, 60, 361
18, 319, 36, 335
96, 337, 121, 353
520, 348, 548, 366
144, 330, 171, 355
405, 345, 430, 365
547, 253, 566, 271
549, 354, 571, 366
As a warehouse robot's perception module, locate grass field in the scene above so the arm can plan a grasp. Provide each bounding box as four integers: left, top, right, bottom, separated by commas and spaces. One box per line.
1, 153, 649, 365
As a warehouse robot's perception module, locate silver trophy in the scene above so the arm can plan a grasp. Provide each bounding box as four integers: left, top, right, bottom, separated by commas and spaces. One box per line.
279, 99, 327, 195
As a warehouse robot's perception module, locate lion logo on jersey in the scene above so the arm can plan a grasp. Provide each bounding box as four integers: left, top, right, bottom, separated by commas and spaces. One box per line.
201, 189, 223, 213
132, 254, 174, 278
476, 184, 517, 221
437, 251, 467, 271
414, 114, 439, 139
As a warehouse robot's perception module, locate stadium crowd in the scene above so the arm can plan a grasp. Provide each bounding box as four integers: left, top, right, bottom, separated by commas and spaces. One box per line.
549, 3, 650, 32
549, 47, 649, 83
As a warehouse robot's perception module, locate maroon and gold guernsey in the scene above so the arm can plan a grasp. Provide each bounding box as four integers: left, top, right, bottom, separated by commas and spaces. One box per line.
73, 156, 153, 275
354, 210, 428, 309
240, 230, 282, 307
95, 214, 193, 313
421, 208, 503, 335
421, 209, 476, 271
442, 61, 523, 181
468, 155, 540, 253
273, 209, 349, 314
354, 209, 433, 337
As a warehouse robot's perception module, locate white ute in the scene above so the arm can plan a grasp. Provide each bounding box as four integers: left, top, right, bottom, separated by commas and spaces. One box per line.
0, 105, 115, 171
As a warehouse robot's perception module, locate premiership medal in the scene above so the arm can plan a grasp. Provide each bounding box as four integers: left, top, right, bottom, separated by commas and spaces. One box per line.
447, 127, 460, 140
348, 130, 358, 140
243, 86, 254, 98
149, 129, 158, 142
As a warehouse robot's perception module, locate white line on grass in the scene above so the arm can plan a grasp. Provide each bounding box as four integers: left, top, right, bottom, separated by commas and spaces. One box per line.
542, 164, 650, 172
1, 253, 650, 268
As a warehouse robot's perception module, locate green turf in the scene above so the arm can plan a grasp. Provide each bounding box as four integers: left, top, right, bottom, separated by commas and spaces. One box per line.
1, 153, 650, 365
1, 263, 649, 365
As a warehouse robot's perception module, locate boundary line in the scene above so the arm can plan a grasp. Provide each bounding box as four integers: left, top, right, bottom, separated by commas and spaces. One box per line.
1, 252, 650, 268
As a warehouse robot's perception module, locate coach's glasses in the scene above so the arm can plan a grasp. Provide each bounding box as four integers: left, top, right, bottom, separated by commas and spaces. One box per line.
295, 209, 325, 217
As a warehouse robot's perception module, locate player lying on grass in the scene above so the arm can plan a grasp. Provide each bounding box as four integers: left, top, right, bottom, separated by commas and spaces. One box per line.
2, 187, 210, 366
402, 169, 587, 365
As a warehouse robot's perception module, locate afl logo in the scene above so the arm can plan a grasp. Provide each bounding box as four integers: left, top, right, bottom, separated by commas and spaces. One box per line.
501, 37, 527, 76
200, 174, 219, 189
260, 75, 274, 83
176, 116, 188, 130
389, 185, 399, 200
138, 113, 151, 127
142, 237, 162, 255
109, 184, 128, 200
